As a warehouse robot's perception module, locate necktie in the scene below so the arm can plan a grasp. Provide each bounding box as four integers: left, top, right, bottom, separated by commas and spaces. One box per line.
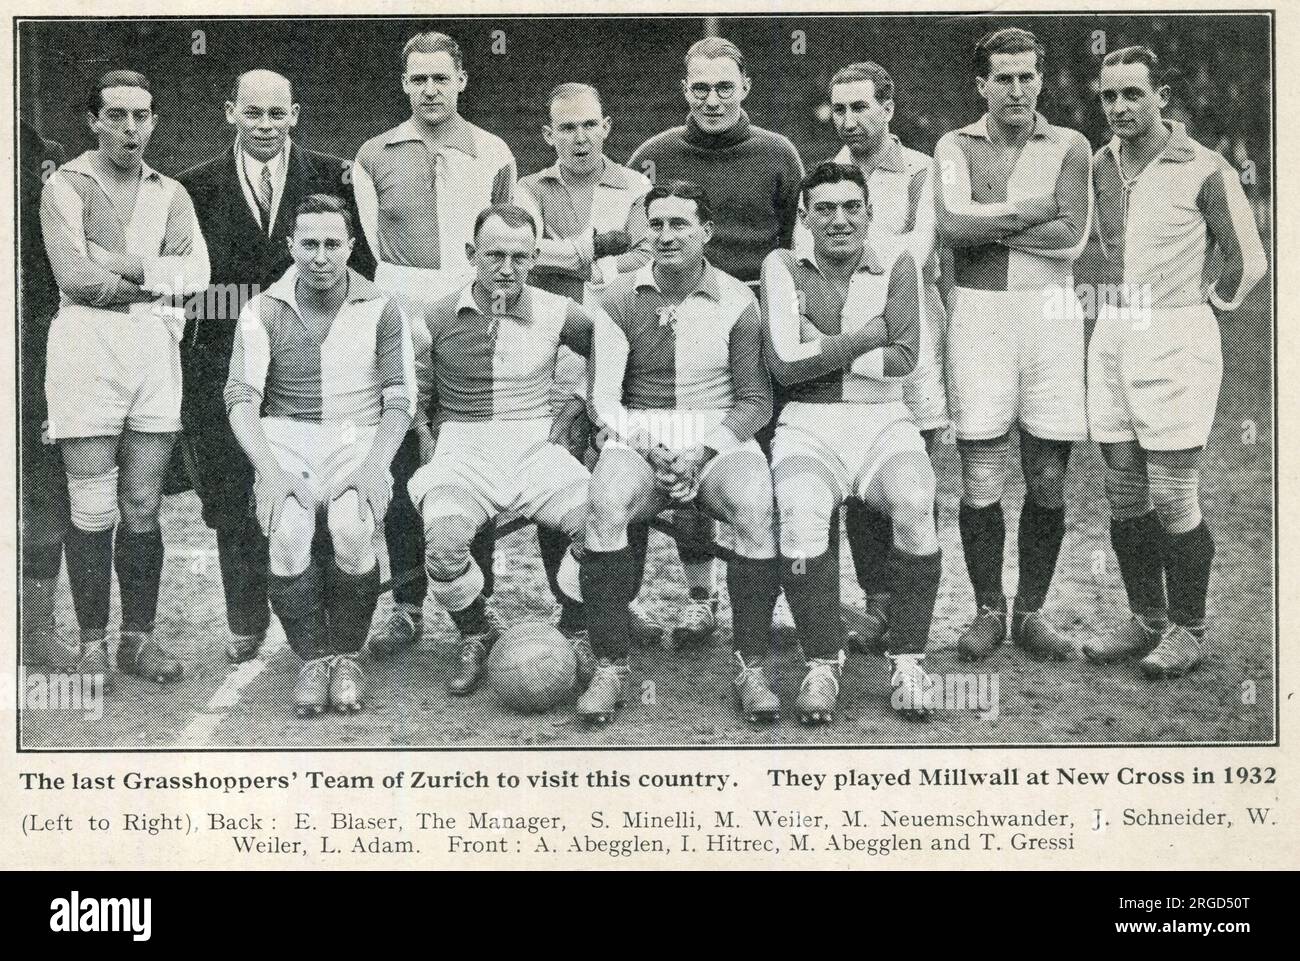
257, 165, 273, 232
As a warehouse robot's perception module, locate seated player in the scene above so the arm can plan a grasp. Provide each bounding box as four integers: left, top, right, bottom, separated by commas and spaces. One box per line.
41, 70, 210, 687
406, 204, 596, 697
226, 194, 414, 717
579, 181, 779, 724
762, 162, 940, 723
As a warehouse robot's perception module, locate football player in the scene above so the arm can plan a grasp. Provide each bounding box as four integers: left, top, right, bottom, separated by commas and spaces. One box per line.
1082, 46, 1266, 677
516, 82, 652, 638
819, 62, 950, 652
41, 70, 210, 687
226, 194, 414, 716
627, 38, 804, 649
764, 162, 938, 723
934, 28, 1093, 662
580, 181, 778, 724
405, 204, 596, 697
353, 31, 516, 660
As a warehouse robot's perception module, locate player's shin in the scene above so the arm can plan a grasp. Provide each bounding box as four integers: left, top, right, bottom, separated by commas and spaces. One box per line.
215, 520, 271, 662
114, 526, 183, 682
729, 556, 781, 722
269, 560, 329, 661
845, 498, 894, 628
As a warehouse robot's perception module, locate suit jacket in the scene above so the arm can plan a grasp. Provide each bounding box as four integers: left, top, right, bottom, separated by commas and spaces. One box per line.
179, 140, 376, 348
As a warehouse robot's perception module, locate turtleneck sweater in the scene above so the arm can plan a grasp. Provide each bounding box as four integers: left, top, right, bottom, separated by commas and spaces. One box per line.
628, 111, 805, 283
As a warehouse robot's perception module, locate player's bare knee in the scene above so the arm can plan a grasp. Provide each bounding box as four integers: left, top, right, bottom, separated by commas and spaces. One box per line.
327, 494, 376, 574
1024, 455, 1067, 510
726, 493, 776, 559
268, 503, 315, 577
118, 480, 163, 533
585, 482, 635, 552
775, 467, 835, 559
423, 515, 476, 581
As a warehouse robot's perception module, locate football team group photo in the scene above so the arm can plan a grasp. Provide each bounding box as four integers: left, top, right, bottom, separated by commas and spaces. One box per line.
16, 13, 1274, 747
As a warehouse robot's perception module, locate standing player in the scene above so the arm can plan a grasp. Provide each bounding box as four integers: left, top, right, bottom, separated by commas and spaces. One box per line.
353, 31, 516, 660
406, 205, 595, 698
934, 28, 1092, 661
516, 82, 652, 637
581, 181, 778, 725
20, 120, 69, 667
821, 62, 949, 651
517, 83, 651, 304
627, 37, 804, 647
1082, 46, 1266, 676
41, 70, 210, 686
180, 69, 373, 666
764, 162, 938, 723
226, 194, 413, 717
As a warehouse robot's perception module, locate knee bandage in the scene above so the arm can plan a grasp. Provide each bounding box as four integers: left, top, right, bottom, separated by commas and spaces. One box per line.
428, 558, 485, 613
1147, 463, 1201, 535
67, 469, 119, 532
960, 437, 1012, 508
1104, 463, 1153, 522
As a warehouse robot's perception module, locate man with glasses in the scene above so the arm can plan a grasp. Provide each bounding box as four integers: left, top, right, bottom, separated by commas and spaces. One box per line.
627, 36, 804, 650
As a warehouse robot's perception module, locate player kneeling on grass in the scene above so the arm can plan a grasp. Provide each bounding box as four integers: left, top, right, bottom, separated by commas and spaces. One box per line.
762, 162, 939, 724
406, 204, 597, 698
1082, 47, 1266, 677
226, 194, 414, 717
579, 181, 778, 725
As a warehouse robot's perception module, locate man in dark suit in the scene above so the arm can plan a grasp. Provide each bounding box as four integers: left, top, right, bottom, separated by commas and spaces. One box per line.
20, 119, 71, 668
179, 69, 374, 665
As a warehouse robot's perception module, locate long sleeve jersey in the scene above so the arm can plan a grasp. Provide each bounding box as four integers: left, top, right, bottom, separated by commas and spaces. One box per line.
591, 261, 773, 453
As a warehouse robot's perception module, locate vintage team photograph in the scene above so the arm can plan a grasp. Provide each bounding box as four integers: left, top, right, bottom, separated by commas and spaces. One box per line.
14, 12, 1274, 748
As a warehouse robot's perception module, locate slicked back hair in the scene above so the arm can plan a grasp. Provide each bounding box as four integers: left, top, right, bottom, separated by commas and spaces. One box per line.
800, 161, 869, 207
88, 69, 152, 115
472, 203, 539, 242
974, 27, 1046, 78
402, 31, 463, 73
644, 180, 713, 225
684, 36, 747, 77
829, 62, 895, 103
1101, 45, 1164, 89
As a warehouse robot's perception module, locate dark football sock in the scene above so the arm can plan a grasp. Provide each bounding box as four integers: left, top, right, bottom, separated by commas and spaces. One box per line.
115, 528, 165, 632
269, 561, 328, 661
24, 575, 57, 629
627, 522, 651, 599
885, 548, 942, 656
327, 565, 381, 655
448, 594, 493, 639
1015, 499, 1066, 613
781, 547, 842, 660
1163, 521, 1214, 634
64, 526, 114, 633
727, 556, 781, 660
1110, 511, 1168, 620
536, 524, 571, 603
959, 500, 1005, 610
580, 546, 636, 660
470, 522, 495, 599
216, 519, 272, 637
845, 498, 893, 599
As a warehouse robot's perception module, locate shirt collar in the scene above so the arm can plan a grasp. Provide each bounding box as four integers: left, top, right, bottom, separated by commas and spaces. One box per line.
456, 281, 532, 320
833, 134, 905, 173
1107, 119, 1197, 167
958, 112, 1061, 144
633, 260, 723, 301
537, 156, 636, 190
236, 136, 290, 175
383, 115, 478, 158
793, 234, 884, 276
265, 266, 384, 308
64, 150, 161, 188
